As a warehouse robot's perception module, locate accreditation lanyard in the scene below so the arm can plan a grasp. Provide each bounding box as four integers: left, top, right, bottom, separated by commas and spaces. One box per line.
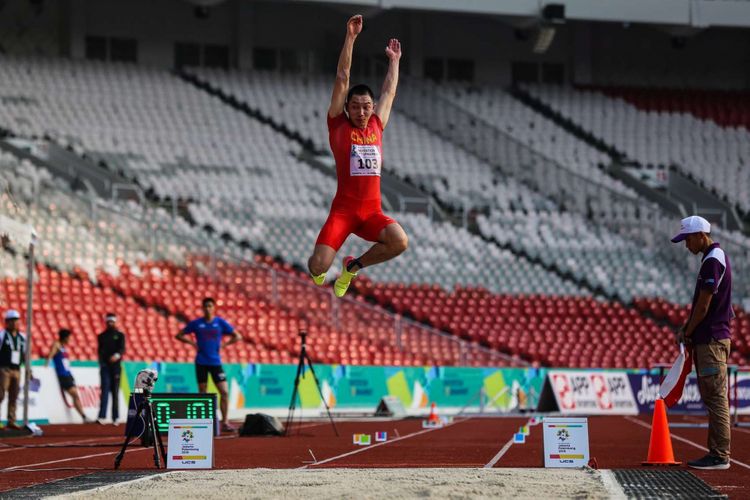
4, 332, 22, 365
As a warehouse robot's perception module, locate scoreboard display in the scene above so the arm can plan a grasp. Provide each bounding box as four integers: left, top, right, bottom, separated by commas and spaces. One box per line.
150, 393, 219, 436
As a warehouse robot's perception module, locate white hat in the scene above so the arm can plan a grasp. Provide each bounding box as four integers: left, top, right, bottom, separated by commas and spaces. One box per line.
4, 309, 20, 320
671, 215, 711, 243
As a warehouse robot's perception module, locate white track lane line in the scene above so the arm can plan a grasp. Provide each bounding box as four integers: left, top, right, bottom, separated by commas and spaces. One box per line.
483, 417, 534, 468
297, 419, 465, 469
0, 436, 123, 454
1, 433, 237, 471
625, 416, 750, 470
1, 447, 151, 472
483, 438, 514, 468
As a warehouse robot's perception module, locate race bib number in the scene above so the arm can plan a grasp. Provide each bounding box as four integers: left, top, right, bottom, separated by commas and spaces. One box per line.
350, 145, 381, 177
62, 358, 71, 371
11, 350, 20, 365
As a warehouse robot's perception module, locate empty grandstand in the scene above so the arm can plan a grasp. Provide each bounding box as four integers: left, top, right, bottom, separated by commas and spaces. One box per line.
0, 0, 749, 375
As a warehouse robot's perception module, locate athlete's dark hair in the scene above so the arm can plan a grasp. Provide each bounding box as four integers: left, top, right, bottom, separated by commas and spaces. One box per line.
346, 84, 375, 104
58, 329, 71, 342
202, 297, 216, 307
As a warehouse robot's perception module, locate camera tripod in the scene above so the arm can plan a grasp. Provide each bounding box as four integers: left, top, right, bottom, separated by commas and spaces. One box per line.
114, 391, 166, 469
285, 331, 338, 436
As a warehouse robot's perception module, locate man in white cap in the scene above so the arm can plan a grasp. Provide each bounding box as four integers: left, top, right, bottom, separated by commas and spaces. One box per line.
0, 309, 27, 429
672, 215, 733, 470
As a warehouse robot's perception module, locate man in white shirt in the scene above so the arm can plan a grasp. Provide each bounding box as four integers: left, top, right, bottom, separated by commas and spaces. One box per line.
0, 309, 26, 429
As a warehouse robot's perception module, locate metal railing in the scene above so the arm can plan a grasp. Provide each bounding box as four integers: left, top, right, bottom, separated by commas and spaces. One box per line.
394, 80, 711, 271
395, 78, 750, 300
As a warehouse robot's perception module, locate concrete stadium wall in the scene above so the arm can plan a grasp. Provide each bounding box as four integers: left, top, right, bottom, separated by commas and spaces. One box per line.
0, 0, 747, 87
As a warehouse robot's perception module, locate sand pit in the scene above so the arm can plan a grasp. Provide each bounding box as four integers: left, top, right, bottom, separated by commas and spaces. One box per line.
55, 467, 616, 499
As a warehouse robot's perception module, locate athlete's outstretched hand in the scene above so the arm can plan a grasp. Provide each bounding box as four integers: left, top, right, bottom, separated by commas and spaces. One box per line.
385, 38, 401, 61
347, 15, 363, 37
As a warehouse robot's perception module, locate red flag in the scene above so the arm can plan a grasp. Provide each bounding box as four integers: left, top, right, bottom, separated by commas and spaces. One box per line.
659, 343, 693, 408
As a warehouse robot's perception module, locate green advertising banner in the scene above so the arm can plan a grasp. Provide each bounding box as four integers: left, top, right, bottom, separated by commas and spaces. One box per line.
111, 361, 546, 412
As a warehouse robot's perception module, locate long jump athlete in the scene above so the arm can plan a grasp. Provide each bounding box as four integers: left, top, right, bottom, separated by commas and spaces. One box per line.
307, 14, 409, 298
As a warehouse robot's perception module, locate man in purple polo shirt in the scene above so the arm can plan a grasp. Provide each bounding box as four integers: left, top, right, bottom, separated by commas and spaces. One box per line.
672, 215, 733, 470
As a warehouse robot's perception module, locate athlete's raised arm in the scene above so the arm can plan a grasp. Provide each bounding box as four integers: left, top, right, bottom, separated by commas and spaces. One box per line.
375, 38, 401, 129
329, 15, 362, 119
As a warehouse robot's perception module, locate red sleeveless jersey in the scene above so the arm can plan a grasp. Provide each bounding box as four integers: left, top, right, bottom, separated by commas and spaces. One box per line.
327, 112, 383, 205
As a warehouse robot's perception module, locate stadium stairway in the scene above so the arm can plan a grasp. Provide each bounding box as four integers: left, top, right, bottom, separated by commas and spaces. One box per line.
522, 84, 750, 222
514, 84, 745, 231
177, 69, 318, 154
510, 84, 623, 161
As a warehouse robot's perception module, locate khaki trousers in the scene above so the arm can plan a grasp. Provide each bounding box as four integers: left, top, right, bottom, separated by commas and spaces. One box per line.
694, 338, 731, 460
0, 367, 21, 423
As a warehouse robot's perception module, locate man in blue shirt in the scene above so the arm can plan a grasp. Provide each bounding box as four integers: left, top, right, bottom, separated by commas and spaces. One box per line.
176, 297, 242, 432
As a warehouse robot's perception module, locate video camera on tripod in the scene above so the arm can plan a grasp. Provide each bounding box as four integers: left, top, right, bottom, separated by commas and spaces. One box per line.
133, 368, 158, 395
114, 368, 166, 469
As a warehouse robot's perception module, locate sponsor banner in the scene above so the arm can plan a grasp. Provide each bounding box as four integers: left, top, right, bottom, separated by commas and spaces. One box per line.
138, 362, 545, 414
544, 370, 639, 415
629, 372, 704, 414
629, 370, 750, 415
2, 365, 127, 424
8, 361, 545, 424
733, 373, 750, 415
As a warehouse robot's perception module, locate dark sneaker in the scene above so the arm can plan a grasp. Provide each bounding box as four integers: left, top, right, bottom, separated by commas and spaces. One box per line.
687, 454, 730, 470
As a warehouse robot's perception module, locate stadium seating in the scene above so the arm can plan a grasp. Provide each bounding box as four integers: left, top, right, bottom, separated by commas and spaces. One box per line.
434, 81, 634, 196
96, 257, 508, 367
0, 266, 193, 362
524, 84, 750, 214
633, 297, 749, 365
353, 279, 682, 368
0, 149, 217, 281
0, 59, 704, 306
477, 210, 692, 304
600, 87, 750, 132
0, 55, 303, 205
0, 153, 505, 367
1, 57, 747, 369
190, 69, 716, 302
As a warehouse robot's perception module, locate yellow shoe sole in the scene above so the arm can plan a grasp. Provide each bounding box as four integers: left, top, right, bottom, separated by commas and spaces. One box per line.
333, 267, 357, 298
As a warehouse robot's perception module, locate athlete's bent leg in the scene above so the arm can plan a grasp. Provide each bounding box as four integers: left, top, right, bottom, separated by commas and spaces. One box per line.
333, 223, 408, 298
308, 244, 337, 279
354, 223, 409, 270
66, 386, 87, 420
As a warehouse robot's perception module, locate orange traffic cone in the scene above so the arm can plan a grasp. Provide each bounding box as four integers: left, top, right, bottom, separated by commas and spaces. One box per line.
642, 398, 681, 466
428, 403, 440, 424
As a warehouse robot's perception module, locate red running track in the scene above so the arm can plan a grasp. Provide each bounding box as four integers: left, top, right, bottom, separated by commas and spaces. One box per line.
1, 415, 749, 497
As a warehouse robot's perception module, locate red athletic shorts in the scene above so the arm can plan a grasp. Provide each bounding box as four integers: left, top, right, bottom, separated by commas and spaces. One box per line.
315, 197, 396, 252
